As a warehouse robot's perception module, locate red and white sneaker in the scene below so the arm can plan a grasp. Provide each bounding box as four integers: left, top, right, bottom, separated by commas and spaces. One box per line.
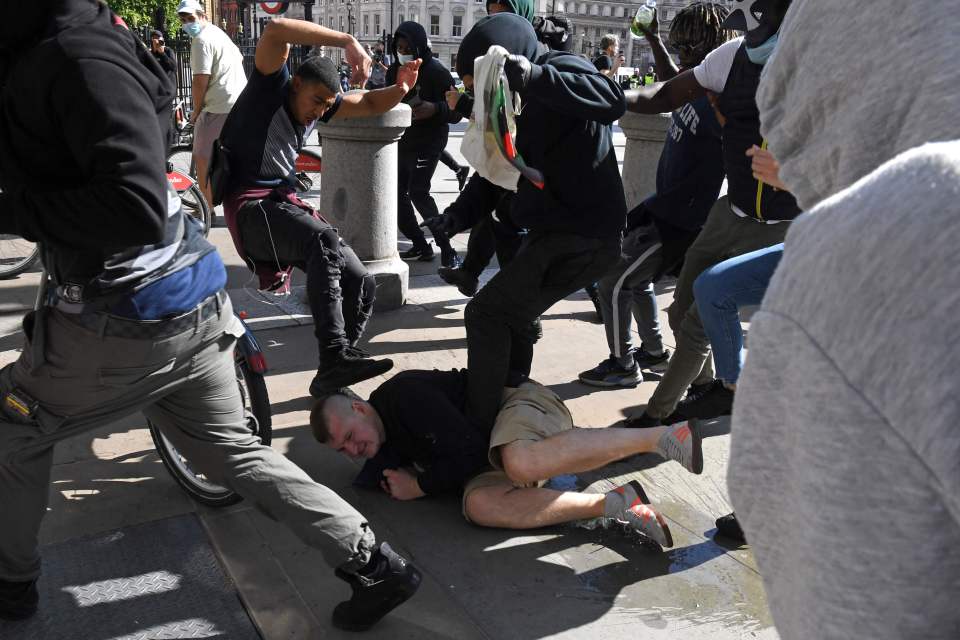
604, 480, 674, 547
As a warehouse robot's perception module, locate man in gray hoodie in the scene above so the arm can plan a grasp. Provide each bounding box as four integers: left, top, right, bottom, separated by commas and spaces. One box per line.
727, 1, 960, 638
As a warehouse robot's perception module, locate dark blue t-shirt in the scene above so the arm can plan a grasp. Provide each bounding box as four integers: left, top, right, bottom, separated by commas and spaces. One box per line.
642, 95, 724, 231
219, 65, 340, 193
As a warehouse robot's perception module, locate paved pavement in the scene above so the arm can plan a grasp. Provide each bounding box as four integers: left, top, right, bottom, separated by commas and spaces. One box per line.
0, 129, 779, 639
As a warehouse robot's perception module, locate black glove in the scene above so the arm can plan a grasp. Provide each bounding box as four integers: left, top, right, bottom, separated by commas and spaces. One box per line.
420, 212, 458, 239
504, 55, 534, 92
454, 92, 474, 119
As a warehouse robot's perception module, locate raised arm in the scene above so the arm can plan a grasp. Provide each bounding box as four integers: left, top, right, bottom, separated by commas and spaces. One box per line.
636, 8, 680, 81
624, 69, 705, 114
256, 17, 371, 85
333, 59, 421, 119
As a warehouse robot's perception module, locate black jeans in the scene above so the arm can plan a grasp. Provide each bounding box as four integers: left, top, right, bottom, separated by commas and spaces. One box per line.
397, 148, 452, 252
237, 198, 375, 362
464, 230, 620, 433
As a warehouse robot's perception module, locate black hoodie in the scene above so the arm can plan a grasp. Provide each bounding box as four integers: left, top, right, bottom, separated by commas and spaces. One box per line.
0, 1, 171, 250
385, 21, 461, 153
457, 15, 626, 240
0, 0, 209, 297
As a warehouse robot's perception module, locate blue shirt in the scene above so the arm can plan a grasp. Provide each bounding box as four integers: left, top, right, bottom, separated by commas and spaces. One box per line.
112, 251, 226, 319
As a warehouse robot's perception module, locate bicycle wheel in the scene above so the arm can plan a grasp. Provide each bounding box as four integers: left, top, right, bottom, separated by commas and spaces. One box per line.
294, 147, 322, 208
179, 183, 213, 236
0, 234, 40, 279
167, 144, 194, 177
150, 355, 272, 507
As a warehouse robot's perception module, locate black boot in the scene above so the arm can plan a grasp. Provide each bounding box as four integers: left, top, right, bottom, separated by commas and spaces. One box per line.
715, 512, 746, 544
310, 347, 394, 397
332, 542, 422, 631
0, 579, 38, 621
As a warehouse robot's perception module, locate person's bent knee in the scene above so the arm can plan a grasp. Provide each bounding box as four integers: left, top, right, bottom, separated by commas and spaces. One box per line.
500, 443, 540, 486
463, 486, 511, 527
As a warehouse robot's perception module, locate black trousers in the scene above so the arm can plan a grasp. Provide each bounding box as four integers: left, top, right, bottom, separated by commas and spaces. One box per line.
464, 230, 620, 433
461, 215, 524, 279
396, 148, 452, 252
237, 198, 375, 362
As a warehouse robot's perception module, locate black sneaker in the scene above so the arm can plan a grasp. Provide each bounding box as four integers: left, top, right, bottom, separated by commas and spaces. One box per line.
671, 379, 734, 421
715, 512, 746, 544
332, 542, 422, 632
632, 347, 670, 372
686, 381, 713, 399
455, 166, 470, 191
584, 283, 603, 324
310, 348, 394, 397
400, 244, 435, 261
623, 411, 663, 429
578, 356, 641, 388
438, 265, 478, 297
440, 249, 463, 269
0, 579, 38, 621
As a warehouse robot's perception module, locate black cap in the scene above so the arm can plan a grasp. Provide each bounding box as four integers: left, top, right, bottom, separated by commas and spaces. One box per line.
151, 29, 164, 39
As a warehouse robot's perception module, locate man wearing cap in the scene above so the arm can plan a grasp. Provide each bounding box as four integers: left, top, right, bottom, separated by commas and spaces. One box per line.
176, 0, 246, 207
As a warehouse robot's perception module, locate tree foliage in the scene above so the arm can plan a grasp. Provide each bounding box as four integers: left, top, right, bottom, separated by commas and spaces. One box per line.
106, 0, 182, 32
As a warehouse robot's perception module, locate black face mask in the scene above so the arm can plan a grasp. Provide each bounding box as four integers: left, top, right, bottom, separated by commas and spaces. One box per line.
721, 0, 791, 48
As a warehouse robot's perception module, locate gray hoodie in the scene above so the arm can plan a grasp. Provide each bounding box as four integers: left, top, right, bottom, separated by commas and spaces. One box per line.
727, 1, 960, 639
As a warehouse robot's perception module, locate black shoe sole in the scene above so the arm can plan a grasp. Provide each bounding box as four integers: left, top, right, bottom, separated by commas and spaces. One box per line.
331, 566, 422, 632
438, 268, 478, 297
689, 422, 703, 475
310, 360, 394, 397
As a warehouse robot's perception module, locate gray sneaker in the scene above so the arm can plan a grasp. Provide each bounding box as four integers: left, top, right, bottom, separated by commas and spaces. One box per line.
654, 421, 703, 474
578, 356, 641, 388
604, 480, 673, 547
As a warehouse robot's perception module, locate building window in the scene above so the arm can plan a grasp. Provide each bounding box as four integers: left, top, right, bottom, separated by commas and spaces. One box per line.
374, 13, 380, 35
339, 15, 344, 31
398, 13, 404, 23
452, 14, 462, 36
363, 13, 369, 34
430, 14, 440, 36
451, 53, 457, 69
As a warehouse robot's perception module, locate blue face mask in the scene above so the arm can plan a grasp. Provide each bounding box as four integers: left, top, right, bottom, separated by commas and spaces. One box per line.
183, 21, 203, 39
745, 32, 779, 65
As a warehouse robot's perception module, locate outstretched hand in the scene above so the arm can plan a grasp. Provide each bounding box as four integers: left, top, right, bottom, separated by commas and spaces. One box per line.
344, 36, 372, 87
396, 59, 422, 93
446, 85, 460, 111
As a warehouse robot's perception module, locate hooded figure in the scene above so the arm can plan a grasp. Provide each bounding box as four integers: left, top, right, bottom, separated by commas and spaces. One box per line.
385, 21, 463, 265
728, 1, 960, 638
455, 13, 626, 433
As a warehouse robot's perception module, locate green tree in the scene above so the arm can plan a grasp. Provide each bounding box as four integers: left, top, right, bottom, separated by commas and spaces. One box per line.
106, 0, 181, 32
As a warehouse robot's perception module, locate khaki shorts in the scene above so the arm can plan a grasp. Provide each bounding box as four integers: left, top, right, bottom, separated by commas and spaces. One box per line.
462, 381, 573, 521
192, 111, 230, 165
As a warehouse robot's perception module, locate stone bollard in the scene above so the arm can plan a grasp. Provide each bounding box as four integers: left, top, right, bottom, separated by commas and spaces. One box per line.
319, 103, 411, 310
619, 111, 671, 211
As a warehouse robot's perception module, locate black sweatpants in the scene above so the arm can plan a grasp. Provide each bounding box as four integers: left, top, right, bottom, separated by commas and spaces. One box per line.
464, 230, 620, 432
397, 148, 452, 252
237, 198, 375, 362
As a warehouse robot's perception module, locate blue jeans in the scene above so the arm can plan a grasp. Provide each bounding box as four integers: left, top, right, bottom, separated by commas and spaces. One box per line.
693, 244, 784, 385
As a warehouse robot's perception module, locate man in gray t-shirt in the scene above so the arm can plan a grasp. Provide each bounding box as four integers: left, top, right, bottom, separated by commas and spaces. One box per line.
728, 1, 960, 638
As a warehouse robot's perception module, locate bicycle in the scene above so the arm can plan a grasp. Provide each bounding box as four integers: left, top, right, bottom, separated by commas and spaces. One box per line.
0, 233, 40, 279
29, 264, 272, 507
167, 99, 213, 234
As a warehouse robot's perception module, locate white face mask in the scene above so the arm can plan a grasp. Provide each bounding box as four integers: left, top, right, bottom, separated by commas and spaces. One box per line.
397, 53, 416, 65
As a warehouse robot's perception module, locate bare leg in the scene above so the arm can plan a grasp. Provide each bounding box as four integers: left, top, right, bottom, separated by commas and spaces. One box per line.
195, 155, 212, 210
500, 426, 672, 485
464, 484, 605, 529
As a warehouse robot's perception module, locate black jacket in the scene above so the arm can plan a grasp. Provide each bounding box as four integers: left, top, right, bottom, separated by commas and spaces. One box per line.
513, 50, 627, 239
385, 21, 461, 153
0, 1, 173, 284
363, 370, 489, 496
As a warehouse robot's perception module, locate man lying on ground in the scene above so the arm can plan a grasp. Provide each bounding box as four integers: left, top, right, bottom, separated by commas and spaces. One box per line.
311, 370, 704, 547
